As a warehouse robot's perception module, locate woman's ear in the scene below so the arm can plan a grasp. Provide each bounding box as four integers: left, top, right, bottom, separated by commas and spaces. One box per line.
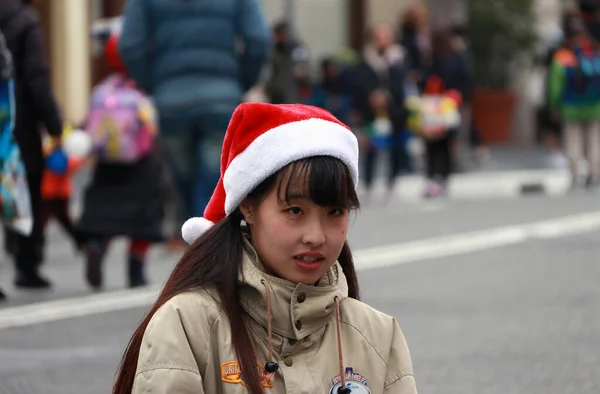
239, 201, 254, 224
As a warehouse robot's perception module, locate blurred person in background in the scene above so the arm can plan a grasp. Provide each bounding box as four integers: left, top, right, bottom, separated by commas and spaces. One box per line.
76, 34, 164, 290
0, 29, 12, 301
0, 0, 63, 289
265, 21, 309, 104
119, 0, 270, 248
397, 3, 431, 89
579, 0, 600, 41
310, 57, 353, 125
40, 129, 88, 255
421, 29, 472, 198
548, 10, 600, 189
537, 20, 566, 168
351, 24, 411, 201
451, 24, 490, 167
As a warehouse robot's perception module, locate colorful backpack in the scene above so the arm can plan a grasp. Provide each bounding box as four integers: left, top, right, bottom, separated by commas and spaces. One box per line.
562, 47, 600, 103
85, 74, 157, 163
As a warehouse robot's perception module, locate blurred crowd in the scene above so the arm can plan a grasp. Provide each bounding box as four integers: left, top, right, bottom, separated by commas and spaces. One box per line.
261, 6, 486, 199
4, 0, 600, 299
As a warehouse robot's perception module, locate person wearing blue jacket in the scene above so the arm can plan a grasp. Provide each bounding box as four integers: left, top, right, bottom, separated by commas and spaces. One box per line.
119, 0, 270, 243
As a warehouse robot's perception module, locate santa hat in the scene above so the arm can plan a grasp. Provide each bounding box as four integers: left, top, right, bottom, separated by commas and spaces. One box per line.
181, 103, 359, 244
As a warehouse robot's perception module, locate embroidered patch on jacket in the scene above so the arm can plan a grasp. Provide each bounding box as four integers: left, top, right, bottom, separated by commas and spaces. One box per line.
220, 361, 274, 388
330, 367, 371, 394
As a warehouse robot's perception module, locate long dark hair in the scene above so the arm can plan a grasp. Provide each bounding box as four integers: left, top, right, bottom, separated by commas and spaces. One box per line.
112, 156, 361, 394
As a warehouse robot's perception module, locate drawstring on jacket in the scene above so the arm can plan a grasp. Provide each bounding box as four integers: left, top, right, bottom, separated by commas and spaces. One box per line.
261, 280, 352, 394
335, 297, 351, 394
261, 280, 279, 379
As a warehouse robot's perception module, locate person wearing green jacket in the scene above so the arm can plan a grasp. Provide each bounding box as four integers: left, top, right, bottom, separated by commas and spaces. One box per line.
548, 11, 600, 188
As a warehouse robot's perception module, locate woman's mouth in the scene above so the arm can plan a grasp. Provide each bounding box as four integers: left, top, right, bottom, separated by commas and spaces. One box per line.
293, 254, 325, 270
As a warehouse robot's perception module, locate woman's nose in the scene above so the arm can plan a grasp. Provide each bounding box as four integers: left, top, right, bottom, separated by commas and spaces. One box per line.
301, 219, 326, 246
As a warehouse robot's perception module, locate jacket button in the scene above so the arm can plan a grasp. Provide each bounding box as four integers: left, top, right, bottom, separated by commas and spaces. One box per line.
288, 338, 297, 345
297, 292, 306, 303
295, 319, 302, 330
284, 357, 293, 366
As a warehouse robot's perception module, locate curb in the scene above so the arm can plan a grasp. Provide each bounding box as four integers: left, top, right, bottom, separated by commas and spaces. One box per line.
361, 169, 571, 200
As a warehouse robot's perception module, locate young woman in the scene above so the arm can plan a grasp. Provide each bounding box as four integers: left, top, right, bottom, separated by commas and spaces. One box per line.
112, 103, 418, 394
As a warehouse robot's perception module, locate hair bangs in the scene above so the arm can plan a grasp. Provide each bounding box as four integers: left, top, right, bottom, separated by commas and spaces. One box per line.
276, 156, 359, 210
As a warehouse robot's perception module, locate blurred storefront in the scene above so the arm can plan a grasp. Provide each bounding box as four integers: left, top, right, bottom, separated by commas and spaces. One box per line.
32, 0, 124, 126
260, 0, 416, 63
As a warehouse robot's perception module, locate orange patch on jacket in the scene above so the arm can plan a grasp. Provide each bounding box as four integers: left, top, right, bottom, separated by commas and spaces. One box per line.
220, 361, 274, 388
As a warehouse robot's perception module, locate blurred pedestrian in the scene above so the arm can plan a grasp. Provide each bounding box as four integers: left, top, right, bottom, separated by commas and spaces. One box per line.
119, 0, 270, 248
397, 3, 431, 87
0, 28, 12, 301
76, 34, 164, 289
40, 130, 88, 254
265, 21, 309, 104
0, 0, 63, 289
548, 10, 600, 188
421, 29, 472, 198
310, 57, 353, 125
351, 24, 411, 201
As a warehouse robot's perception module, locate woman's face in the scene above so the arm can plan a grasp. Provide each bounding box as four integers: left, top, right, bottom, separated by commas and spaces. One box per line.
241, 169, 350, 285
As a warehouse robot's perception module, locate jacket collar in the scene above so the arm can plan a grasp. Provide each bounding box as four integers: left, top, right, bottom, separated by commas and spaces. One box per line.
239, 237, 348, 340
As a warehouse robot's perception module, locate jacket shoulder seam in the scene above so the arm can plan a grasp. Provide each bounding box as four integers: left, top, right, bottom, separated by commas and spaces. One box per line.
385, 371, 414, 387
201, 294, 227, 374
340, 319, 387, 365
136, 362, 201, 376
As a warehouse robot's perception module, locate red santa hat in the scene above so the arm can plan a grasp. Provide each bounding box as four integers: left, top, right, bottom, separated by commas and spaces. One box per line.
181, 103, 359, 244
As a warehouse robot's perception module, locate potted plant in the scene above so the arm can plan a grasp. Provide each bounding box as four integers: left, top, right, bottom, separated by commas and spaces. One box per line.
467, 0, 538, 143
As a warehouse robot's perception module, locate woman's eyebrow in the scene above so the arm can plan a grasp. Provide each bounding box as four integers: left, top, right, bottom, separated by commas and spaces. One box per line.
278, 193, 307, 203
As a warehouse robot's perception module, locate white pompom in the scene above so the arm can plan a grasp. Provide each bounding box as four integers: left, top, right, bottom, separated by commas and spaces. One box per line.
63, 129, 93, 158
181, 217, 215, 244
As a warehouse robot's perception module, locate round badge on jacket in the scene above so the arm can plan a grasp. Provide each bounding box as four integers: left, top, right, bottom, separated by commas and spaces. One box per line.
329, 368, 371, 394
330, 381, 371, 394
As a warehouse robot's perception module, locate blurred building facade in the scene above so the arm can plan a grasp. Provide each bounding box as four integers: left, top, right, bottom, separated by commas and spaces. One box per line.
32, 0, 124, 127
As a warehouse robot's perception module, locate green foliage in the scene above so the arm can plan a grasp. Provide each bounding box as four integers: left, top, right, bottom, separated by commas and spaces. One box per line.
468, 0, 538, 88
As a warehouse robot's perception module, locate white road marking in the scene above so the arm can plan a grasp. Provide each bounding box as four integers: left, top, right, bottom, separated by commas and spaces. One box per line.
1, 210, 600, 330
353, 211, 600, 270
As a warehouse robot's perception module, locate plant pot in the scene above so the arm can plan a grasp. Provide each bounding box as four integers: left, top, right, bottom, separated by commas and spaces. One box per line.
472, 88, 516, 144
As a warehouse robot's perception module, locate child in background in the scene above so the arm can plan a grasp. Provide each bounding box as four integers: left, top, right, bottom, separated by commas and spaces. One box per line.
41, 128, 88, 253
362, 89, 407, 201
76, 33, 164, 290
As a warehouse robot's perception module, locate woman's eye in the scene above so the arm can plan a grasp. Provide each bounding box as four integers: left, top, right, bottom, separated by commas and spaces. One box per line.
286, 207, 303, 215
329, 208, 345, 216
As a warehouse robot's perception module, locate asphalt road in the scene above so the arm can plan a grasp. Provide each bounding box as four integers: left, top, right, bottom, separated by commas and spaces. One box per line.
1, 192, 599, 394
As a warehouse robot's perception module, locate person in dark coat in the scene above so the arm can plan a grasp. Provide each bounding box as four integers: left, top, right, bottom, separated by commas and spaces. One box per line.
397, 3, 431, 87
0, 0, 63, 289
119, 0, 270, 249
351, 24, 411, 200
76, 34, 165, 290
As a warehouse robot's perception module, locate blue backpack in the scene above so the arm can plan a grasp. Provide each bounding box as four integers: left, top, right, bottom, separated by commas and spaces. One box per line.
565, 48, 600, 102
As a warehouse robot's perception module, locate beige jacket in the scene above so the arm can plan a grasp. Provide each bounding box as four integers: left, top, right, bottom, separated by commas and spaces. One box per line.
133, 240, 417, 393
